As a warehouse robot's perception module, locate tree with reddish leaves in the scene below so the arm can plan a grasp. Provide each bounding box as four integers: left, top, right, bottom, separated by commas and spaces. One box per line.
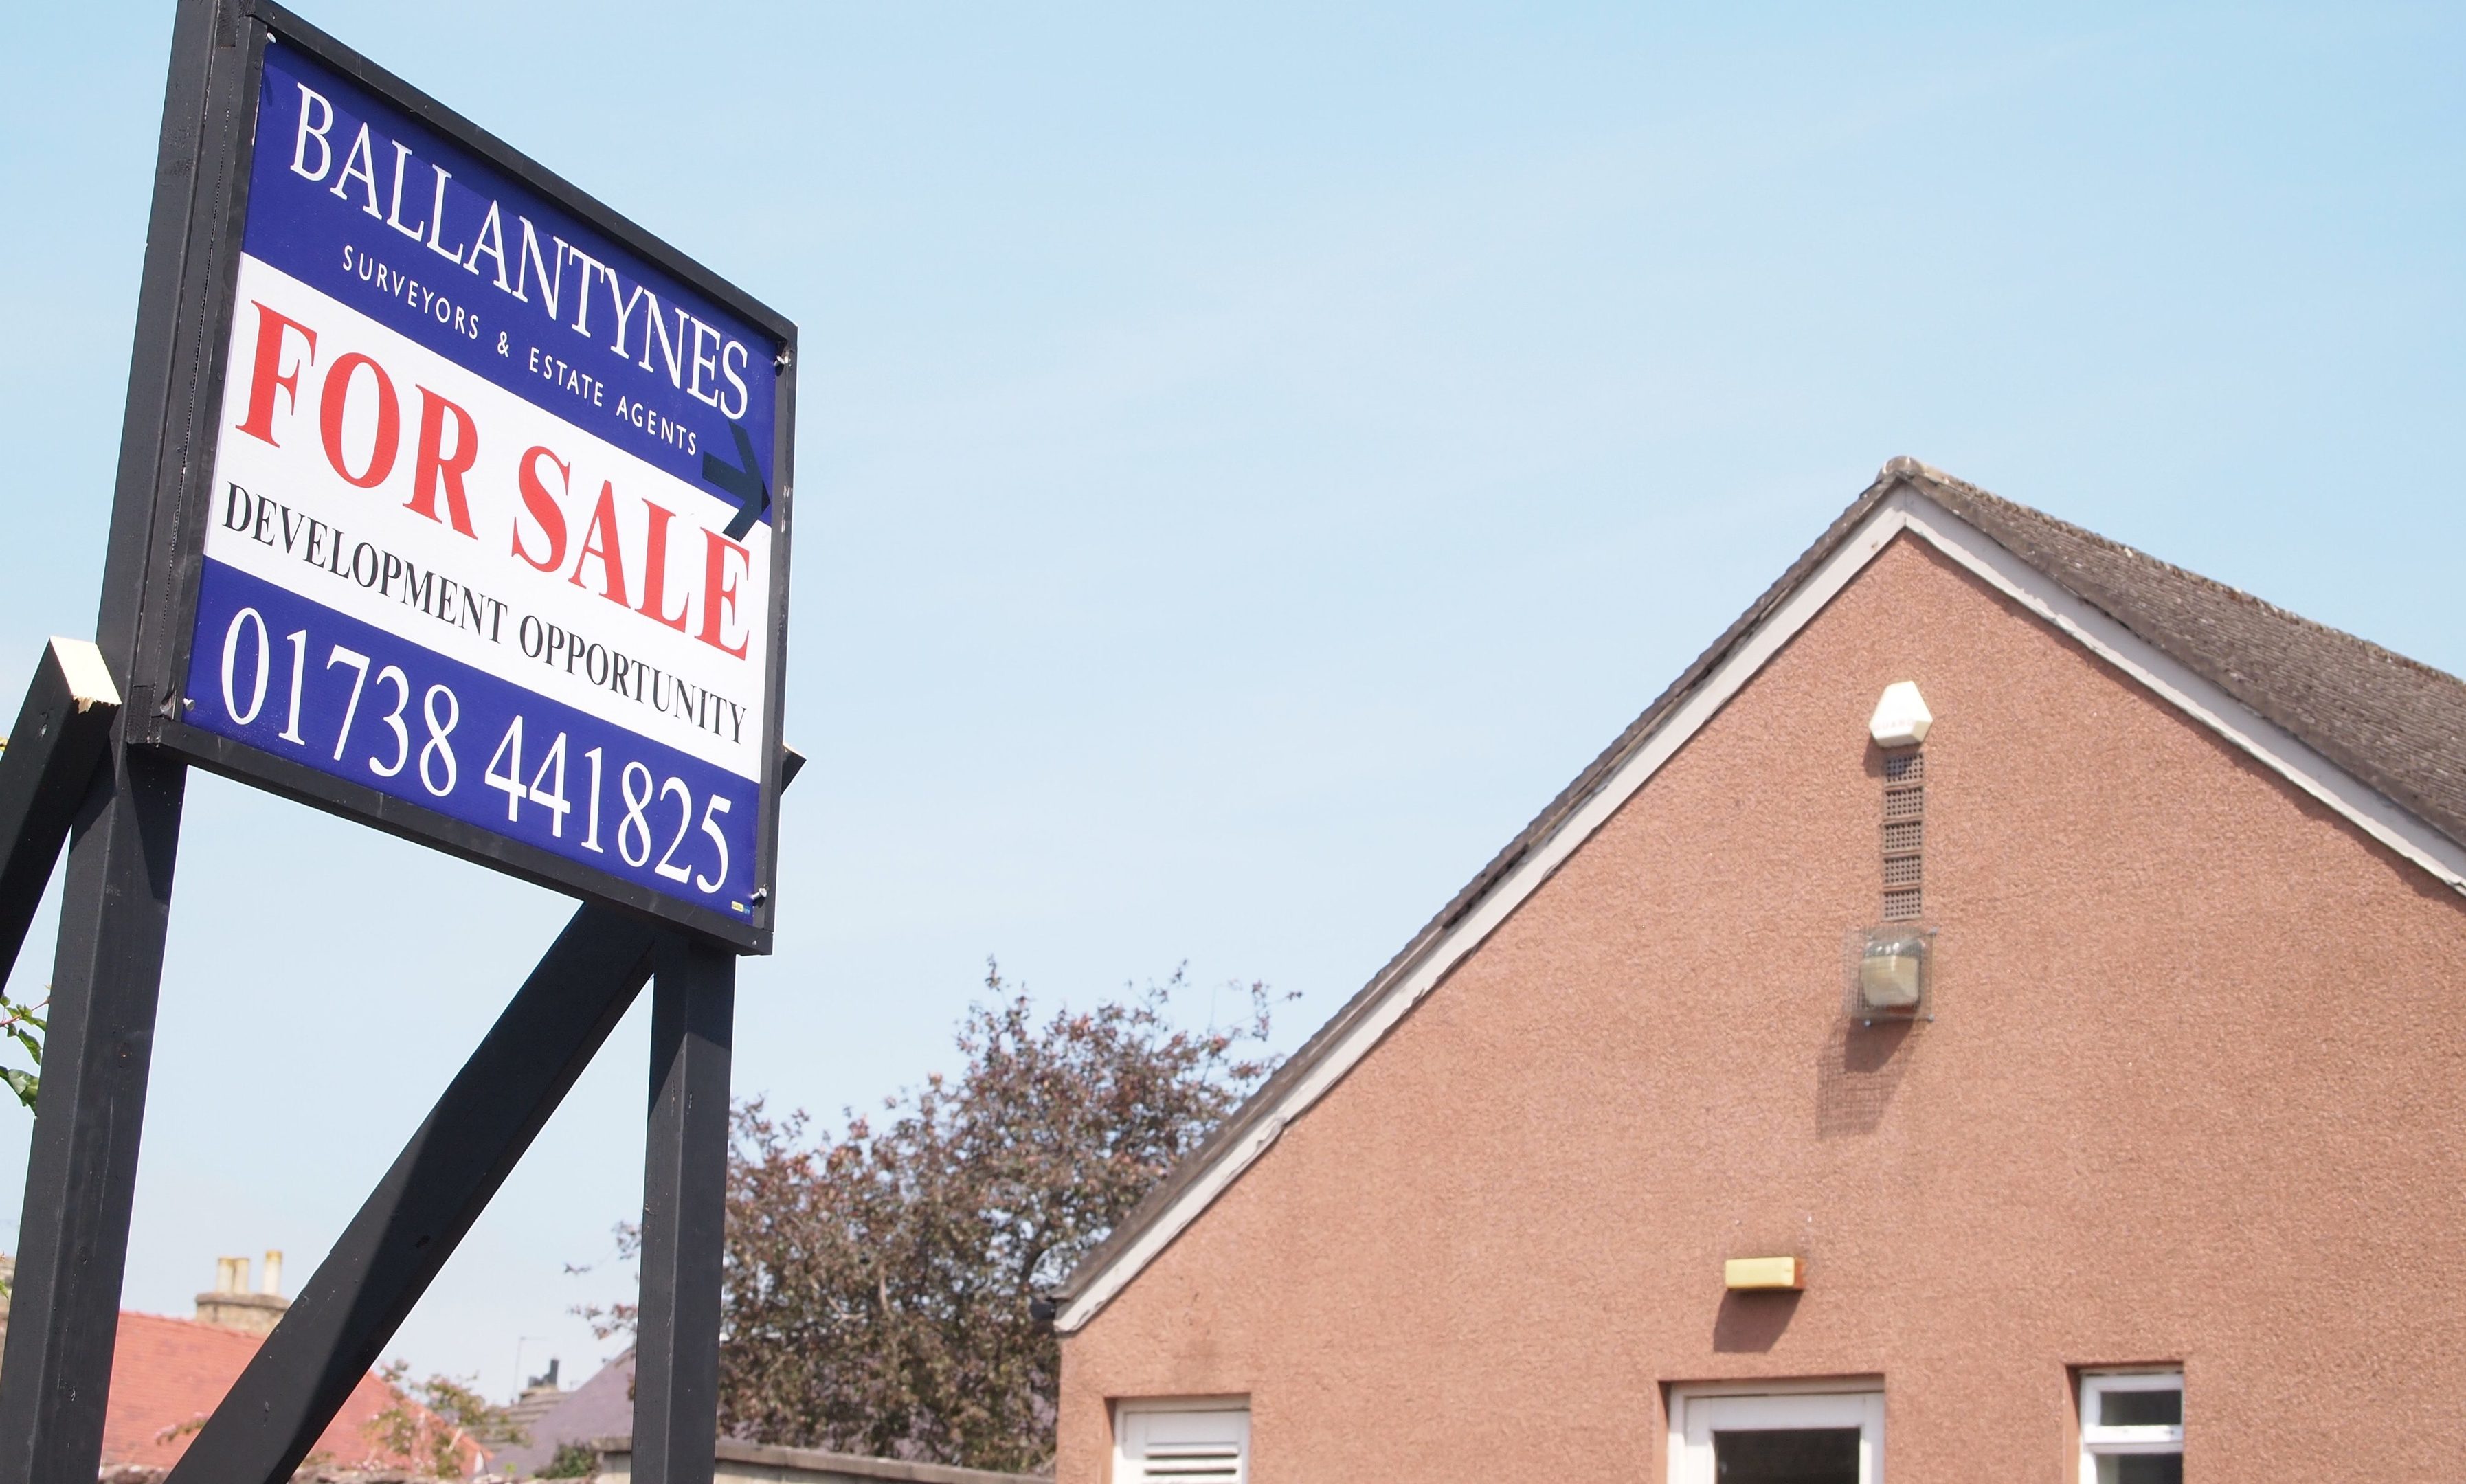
711, 964, 1281, 1474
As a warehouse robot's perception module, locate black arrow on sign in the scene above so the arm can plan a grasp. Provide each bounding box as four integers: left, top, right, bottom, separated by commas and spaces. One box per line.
702, 420, 770, 540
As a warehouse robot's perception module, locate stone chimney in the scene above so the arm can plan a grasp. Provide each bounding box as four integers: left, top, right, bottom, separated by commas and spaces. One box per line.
194, 1250, 289, 1335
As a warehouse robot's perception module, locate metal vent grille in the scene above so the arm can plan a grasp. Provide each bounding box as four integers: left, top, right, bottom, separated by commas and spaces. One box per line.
1119, 1406, 1249, 1484
1132, 1445, 1244, 1481
1880, 743, 1924, 921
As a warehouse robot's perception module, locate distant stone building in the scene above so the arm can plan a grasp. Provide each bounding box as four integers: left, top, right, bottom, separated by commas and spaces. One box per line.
488, 1351, 638, 1478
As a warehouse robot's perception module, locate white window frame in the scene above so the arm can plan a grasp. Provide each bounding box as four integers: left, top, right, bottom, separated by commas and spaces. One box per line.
1112, 1395, 1250, 1484
1668, 1380, 1885, 1484
2077, 1369, 2183, 1480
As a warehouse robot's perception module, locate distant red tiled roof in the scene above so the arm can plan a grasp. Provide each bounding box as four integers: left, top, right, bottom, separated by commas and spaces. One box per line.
102, 1310, 483, 1473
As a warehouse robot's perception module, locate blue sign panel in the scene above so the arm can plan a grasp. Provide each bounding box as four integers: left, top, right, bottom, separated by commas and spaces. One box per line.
179, 37, 788, 934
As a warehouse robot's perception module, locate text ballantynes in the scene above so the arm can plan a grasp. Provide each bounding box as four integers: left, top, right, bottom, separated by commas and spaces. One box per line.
189, 43, 779, 918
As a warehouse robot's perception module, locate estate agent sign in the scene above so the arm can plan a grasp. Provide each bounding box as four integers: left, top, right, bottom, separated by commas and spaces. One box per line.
169, 30, 792, 948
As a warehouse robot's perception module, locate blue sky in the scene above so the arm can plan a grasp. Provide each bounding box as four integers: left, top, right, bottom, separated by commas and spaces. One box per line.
3, 1, 2458, 1402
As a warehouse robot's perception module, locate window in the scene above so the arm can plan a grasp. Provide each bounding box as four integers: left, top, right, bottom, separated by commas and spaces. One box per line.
1668, 1383, 1884, 1484
1114, 1398, 1249, 1483
2078, 1369, 2182, 1484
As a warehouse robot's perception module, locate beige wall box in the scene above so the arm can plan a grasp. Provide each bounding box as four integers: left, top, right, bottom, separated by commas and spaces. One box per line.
1723, 1257, 1804, 1290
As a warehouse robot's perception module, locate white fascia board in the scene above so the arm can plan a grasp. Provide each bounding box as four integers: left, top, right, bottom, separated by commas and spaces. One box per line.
1056, 488, 2466, 1334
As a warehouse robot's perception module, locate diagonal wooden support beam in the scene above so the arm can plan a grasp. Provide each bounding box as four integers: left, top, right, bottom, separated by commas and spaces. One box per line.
161, 748, 799, 1484
0, 638, 124, 987
160, 903, 660, 1484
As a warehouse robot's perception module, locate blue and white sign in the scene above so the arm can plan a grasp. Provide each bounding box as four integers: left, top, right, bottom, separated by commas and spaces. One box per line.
182, 41, 787, 929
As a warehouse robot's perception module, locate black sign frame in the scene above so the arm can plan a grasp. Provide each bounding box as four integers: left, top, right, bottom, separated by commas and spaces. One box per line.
126, 0, 797, 954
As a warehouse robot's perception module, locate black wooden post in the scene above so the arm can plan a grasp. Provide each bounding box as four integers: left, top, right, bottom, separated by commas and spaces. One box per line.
0, 0, 250, 1466
630, 933, 737, 1484
0, 743, 187, 1484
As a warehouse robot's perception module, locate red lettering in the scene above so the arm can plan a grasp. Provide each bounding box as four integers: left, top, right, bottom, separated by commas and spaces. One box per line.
569, 481, 629, 608
513, 447, 570, 573
697, 528, 750, 658
636, 502, 691, 632
318, 352, 400, 488
407, 388, 480, 537
234, 301, 317, 446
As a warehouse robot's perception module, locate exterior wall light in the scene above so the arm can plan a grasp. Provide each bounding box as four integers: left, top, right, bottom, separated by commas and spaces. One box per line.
1868, 680, 1932, 748
1854, 927, 1932, 1022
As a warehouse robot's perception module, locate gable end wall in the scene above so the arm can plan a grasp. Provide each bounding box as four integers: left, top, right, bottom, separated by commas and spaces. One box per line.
1059, 533, 2466, 1480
